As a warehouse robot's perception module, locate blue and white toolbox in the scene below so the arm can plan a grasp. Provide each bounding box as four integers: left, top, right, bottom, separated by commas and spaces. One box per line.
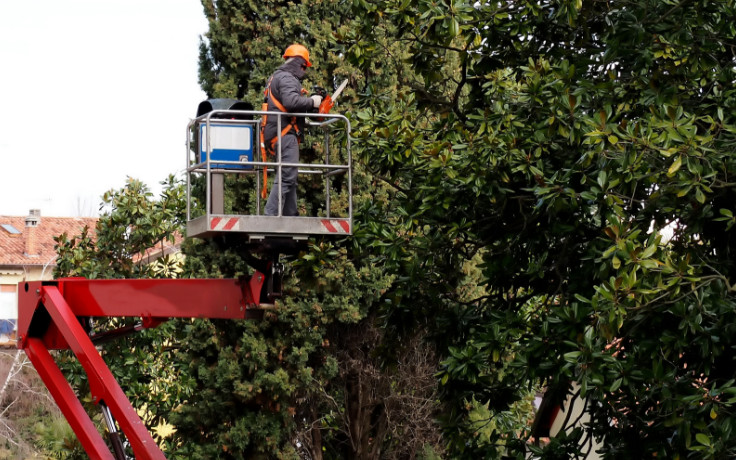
198, 122, 254, 170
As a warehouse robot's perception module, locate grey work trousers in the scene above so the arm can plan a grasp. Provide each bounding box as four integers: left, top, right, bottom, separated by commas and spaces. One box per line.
265, 134, 299, 216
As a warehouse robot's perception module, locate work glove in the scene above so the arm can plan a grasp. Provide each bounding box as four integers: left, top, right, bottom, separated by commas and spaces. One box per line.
310, 95, 323, 108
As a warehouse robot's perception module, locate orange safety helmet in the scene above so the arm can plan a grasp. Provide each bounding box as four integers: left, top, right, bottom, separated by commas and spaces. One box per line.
283, 43, 312, 67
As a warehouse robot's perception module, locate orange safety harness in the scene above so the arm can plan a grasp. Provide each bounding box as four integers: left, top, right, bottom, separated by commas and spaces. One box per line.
260, 75, 302, 198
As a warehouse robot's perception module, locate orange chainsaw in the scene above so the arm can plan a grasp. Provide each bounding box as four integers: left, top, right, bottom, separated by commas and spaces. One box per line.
313, 79, 349, 117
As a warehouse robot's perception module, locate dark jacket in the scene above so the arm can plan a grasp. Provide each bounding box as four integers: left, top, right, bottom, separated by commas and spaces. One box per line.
264, 57, 315, 141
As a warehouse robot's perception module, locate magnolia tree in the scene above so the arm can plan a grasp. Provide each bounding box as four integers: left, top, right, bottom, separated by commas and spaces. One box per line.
346, 0, 736, 458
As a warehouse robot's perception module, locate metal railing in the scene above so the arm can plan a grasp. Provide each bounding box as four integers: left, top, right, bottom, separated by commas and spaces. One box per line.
185, 109, 352, 238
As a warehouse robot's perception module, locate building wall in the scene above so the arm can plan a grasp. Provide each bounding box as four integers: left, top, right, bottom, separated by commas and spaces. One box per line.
549, 383, 604, 459
0, 265, 54, 344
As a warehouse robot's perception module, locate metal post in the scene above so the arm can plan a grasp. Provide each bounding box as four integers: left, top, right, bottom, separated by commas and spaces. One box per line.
185, 122, 192, 222
205, 116, 212, 217
101, 403, 127, 460
276, 114, 283, 216
324, 129, 331, 217
255, 121, 262, 215
347, 122, 353, 222
211, 173, 224, 215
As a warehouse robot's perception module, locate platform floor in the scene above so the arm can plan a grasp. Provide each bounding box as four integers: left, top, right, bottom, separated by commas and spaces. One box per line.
187, 214, 352, 239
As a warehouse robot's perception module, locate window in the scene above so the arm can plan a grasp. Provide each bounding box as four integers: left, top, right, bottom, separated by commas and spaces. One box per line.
1, 224, 21, 234
0, 285, 17, 322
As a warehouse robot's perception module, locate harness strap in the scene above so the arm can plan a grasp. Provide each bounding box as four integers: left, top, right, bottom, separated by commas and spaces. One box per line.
268, 90, 300, 141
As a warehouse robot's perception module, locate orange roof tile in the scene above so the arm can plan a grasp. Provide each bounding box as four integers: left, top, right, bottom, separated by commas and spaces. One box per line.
0, 214, 98, 267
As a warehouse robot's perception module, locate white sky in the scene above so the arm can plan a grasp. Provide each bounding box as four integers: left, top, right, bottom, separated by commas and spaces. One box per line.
0, 1, 208, 217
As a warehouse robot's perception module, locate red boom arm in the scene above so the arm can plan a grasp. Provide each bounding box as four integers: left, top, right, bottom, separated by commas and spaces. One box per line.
17, 276, 267, 459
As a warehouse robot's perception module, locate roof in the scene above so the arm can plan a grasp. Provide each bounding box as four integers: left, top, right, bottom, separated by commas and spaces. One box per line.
133, 233, 184, 264
0, 214, 98, 267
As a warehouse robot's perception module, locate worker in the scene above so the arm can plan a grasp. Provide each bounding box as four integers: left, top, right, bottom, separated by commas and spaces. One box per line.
263, 43, 322, 216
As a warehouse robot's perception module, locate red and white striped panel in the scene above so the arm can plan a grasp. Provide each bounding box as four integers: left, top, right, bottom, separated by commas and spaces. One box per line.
320, 219, 351, 234
210, 217, 240, 231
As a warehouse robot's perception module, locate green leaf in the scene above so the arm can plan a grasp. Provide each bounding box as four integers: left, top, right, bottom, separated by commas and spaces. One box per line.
668, 156, 682, 176
612, 255, 621, 269
598, 170, 607, 189
695, 433, 711, 447
639, 245, 656, 259
695, 187, 705, 204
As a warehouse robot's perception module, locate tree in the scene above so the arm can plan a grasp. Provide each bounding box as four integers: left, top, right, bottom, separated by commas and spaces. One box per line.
347, 0, 736, 457
198, 0, 358, 102
54, 176, 190, 449
172, 2, 448, 457
55, 176, 185, 280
